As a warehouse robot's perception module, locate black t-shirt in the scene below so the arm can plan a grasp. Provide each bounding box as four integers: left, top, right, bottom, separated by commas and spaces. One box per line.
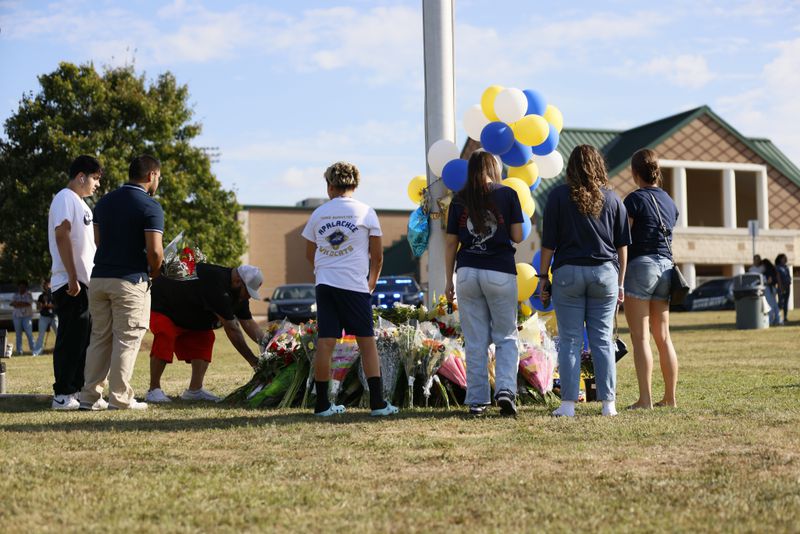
37, 289, 54, 317
446, 183, 524, 275
624, 187, 679, 260
150, 263, 252, 330
92, 184, 165, 283
542, 184, 631, 271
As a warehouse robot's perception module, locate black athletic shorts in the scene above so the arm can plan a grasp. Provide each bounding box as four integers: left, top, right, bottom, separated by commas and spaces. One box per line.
315, 284, 374, 338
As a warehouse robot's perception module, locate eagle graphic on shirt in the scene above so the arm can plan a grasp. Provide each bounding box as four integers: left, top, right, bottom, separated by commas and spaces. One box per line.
466, 210, 498, 251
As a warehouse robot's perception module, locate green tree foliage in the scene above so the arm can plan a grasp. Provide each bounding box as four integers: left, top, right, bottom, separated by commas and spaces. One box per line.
0, 62, 245, 282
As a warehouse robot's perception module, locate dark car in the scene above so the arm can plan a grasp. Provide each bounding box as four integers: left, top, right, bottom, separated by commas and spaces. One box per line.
371, 276, 424, 309
683, 277, 735, 311
267, 284, 316, 323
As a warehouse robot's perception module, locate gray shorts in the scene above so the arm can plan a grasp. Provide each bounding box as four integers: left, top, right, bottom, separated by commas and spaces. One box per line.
624, 255, 673, 301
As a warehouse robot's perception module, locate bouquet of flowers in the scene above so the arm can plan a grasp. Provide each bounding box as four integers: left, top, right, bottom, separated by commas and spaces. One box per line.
359, 318, 402, 403
416, 322, 447, 406
436, 342, 467, 406
518, 344, 556, 395
395, 321, 422, 407
161, 231, 207, 280
330, 335, 360, 402
278, 321, 317, 408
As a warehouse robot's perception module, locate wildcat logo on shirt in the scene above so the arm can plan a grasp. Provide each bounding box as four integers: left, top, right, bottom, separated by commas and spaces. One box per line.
83, 210, 92, 226
318, 218, 357, 257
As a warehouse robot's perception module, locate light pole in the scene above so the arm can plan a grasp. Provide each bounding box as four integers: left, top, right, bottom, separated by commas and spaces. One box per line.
422, 0, 455, 306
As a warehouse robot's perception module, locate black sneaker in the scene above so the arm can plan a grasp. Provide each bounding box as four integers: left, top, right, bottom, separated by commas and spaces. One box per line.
469, 404, 487, 416
495, 390, 517, 417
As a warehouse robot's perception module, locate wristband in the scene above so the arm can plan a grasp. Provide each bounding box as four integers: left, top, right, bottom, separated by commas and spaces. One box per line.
619, 285, 624, 290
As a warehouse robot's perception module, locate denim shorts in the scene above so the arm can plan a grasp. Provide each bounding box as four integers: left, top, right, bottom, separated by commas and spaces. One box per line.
624, 255, 673, 301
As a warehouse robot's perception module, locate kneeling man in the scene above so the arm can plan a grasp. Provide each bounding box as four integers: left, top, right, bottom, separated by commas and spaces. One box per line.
146, 263, 265, 402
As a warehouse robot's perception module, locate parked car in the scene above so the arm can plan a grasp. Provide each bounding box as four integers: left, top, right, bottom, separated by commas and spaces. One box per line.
371, 276, 424, 309
266, 284, 316, 323
682, 277, 735, 311
0, 282, 42, 330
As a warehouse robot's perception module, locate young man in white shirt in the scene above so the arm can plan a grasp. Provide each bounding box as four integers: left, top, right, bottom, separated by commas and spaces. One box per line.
47, 155, 102, 410
301, 161, 398, 417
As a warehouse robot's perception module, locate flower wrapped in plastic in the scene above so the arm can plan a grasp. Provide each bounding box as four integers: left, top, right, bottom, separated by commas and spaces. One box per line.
395, 321, 422, 407
359, 318, 402, 403
518, 344, 556, 395
161, 231, 207, 280
330, 335, 360, 402
437, 343, 467, 390
416, 321, 447, 406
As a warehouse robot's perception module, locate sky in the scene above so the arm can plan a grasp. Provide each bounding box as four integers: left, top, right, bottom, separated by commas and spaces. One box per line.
1, 0, 799, 210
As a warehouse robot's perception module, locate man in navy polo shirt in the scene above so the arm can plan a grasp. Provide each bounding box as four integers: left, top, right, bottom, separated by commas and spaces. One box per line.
79, 155, 165, 411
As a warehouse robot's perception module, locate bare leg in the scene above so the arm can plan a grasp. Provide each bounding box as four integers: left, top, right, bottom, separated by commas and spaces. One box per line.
356, 336, 381, 378
624, 296, 653, 409
188, 359, 210, 391
314, 338, 336, 381
149, 357, 168, 391
650, 299, 678, 407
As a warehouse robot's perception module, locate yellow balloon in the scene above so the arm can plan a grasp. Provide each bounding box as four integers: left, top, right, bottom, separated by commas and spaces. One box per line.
511, 115, 549, 146
507, 161, 540, 186
543, 105, 564, 133
516, 262, 538, 301
480, 85, 504, 122
407, 175, 427, 204
502, 177, 535, 217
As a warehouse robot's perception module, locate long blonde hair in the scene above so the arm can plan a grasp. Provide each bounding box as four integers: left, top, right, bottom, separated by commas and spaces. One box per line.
566, 144, 609, 218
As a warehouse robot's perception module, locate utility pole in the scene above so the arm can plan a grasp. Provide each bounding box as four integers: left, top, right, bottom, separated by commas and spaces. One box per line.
422, 0, 455, 306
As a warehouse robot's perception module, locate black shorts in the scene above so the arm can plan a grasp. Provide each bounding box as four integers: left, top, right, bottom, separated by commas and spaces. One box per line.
315, 284, 374, 338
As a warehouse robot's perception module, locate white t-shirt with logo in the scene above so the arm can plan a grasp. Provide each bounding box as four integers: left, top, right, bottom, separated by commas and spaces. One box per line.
301, 197, 382, 294
48, 188, 96, 291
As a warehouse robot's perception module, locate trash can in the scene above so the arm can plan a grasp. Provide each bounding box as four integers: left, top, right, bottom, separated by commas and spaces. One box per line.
733, 274, 768, 330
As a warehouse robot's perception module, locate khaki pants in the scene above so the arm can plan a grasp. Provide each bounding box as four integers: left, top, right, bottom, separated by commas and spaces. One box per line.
80, 278, 150, 408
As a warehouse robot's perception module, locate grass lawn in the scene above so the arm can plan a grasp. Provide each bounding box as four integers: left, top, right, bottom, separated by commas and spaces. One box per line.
1, 310, 799, 532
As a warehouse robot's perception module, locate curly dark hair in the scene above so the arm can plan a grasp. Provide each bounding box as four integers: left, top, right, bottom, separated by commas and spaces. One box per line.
631, 148, 662, 186
457, 151, 501, 235
566, 145, 608, 218
324, 161, 360, 190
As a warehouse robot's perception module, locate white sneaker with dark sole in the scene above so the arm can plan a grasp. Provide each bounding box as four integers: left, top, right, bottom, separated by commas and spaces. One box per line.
180, 388, 220, 402
145, 388, 172, 403
52, 394, 80, 411
109, 399, 148, 410
79, 398, 109, 411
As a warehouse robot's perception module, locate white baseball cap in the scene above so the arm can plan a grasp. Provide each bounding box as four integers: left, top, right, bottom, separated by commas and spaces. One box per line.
237, 265, 264, 300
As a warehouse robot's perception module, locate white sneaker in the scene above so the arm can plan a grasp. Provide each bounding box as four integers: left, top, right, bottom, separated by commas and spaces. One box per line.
79, 397, 109, 411
180, 388, 220, 402
145, 388, 172, 403
109, 399, 148, 410
52, 394, 80, 411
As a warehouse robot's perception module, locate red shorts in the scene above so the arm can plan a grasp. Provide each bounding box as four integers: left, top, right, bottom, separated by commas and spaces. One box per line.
150, 311, 215, 364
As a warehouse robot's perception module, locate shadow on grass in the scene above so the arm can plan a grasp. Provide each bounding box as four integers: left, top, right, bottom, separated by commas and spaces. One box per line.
667, 322, 737, 333
0, 401, 479, 433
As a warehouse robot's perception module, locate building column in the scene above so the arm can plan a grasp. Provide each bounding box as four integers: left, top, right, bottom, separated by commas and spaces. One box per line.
673, 167, 688, 228
722, 168, 737, 228
682, 262, 696, 290
732, 264, 745, 276
756, 166, 769, 230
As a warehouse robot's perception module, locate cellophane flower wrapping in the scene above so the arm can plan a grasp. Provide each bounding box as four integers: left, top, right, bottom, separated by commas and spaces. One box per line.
518, 345, 556, 395
359, 318, 402, 401
437, 342, 467, 390
161, 231, 207, 280
330, 335, 360, 402
416, 321, 447, 405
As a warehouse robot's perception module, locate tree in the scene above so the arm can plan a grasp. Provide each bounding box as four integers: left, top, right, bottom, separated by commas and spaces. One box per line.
0, 62, 245, 282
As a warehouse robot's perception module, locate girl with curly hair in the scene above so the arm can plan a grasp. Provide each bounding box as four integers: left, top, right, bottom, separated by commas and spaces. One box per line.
538, 145, 631, 417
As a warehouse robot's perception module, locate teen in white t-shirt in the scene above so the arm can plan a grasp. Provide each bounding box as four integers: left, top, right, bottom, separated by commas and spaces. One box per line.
48, 188, 96, 291
301, 196, 382, 293
301, 161, 398, 418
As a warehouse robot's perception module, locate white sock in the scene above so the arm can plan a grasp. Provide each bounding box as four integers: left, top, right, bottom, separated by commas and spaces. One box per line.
602, 400, 617, 417
552, 400, 575, 417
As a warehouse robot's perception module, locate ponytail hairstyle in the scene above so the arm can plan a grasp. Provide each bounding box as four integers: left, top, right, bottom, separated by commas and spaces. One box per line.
565, 144, 608, 218
631, 148, 662, 186
459, 151, 501, 234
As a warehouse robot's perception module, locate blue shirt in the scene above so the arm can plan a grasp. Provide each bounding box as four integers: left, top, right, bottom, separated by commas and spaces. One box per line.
92, 184, 164, 283
542, 184, 631, 271
624, 187, 679, 261
446, 183, 524, 275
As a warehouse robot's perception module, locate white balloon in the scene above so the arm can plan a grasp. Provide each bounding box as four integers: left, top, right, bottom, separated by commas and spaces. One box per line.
494, 88, 528, 124
533, 150, 564, 179
463, 104, 490, 141
427, 139, 460, 177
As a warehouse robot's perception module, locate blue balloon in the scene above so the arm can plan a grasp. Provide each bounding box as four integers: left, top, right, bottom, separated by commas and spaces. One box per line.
523, 89, 547, 116
500, 141, 532, 167
532, 124, 560, 156
441, 158, 468, 191
530, 176, 542, 192
521, 216, 531, 241
480, 122, 515, 155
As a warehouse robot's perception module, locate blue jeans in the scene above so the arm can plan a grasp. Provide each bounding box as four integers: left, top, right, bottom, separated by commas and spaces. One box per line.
456, 267, 519, 405
12, 316, 35, 354
552, 263, 618, 401
765, 286, 780, 325
35, 315, 58, 353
